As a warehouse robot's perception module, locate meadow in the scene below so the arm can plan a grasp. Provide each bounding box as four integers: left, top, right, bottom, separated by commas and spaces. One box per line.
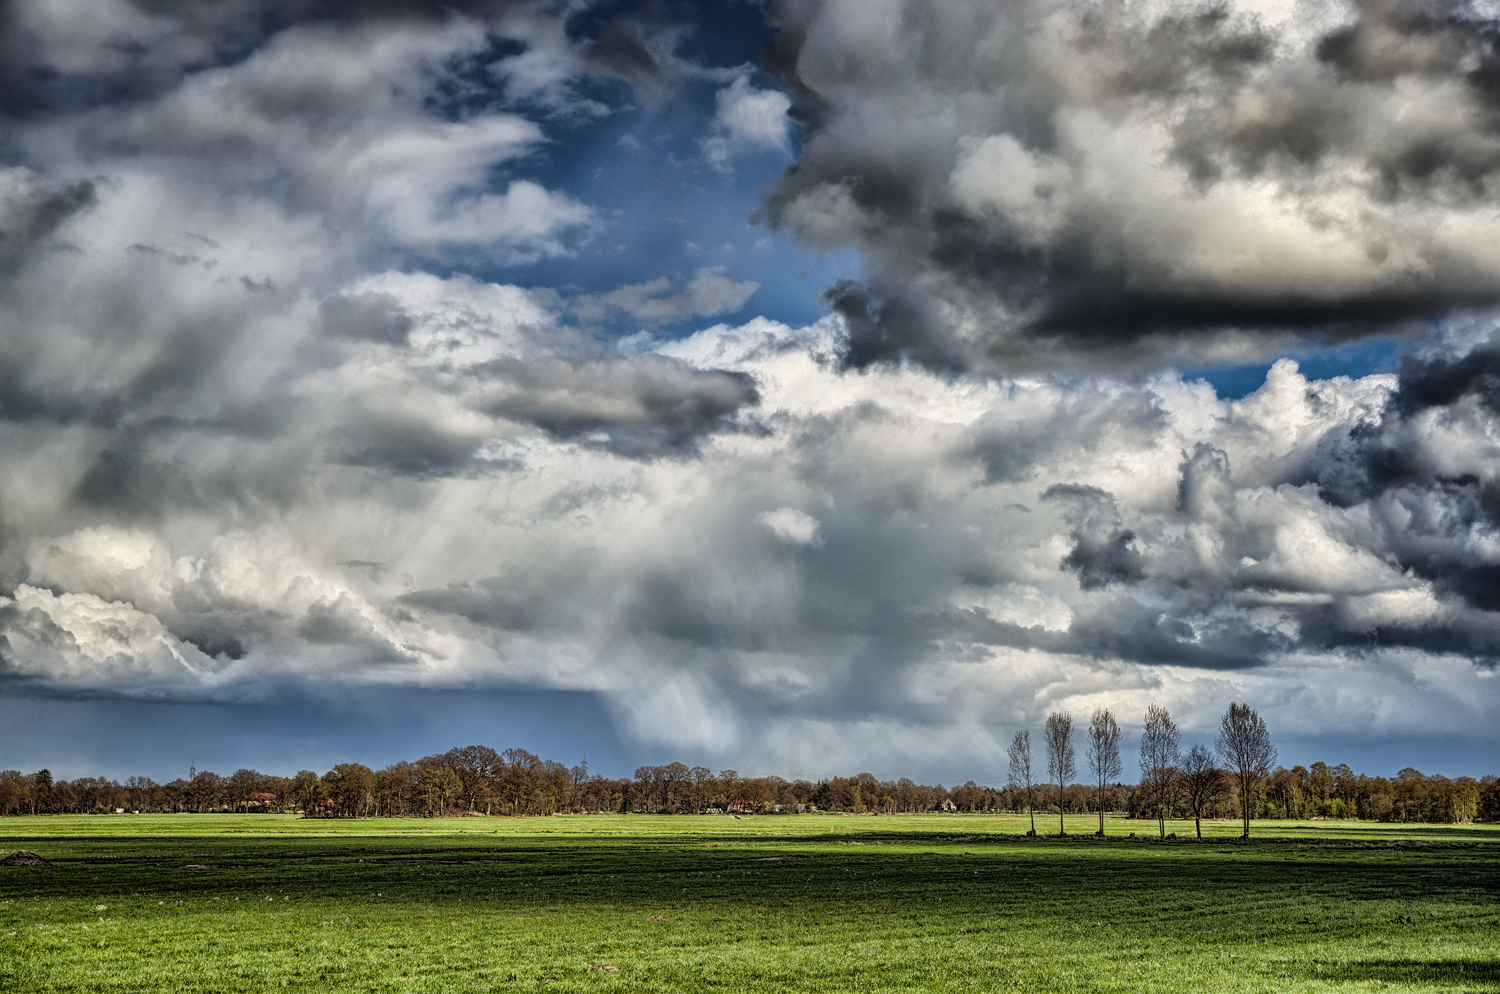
2, 812, 1497, 993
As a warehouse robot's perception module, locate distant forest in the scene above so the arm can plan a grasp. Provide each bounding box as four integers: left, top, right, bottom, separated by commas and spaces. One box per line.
2, 748, 1497, 824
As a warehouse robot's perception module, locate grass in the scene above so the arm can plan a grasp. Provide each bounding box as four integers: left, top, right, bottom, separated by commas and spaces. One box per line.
2, 813, 1497, 992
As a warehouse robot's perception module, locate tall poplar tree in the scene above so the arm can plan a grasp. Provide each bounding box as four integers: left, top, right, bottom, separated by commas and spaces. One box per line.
1007, 729, 1037, 835
1044, 712, 1076, 835
1140, 704, 1181, 839
1085, 708, 1122, 836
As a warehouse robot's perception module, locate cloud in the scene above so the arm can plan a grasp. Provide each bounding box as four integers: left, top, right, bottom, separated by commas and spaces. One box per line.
319, 292, 414, 345
0, 584, 219, 690
482, 353, 761, 459
1041, 485, 1146, 590
0, 0, 1497, 778
763, 0, 1500, 371
0, 166, 96, 272
3, 300, 1500, 763
58, 19, 595, 258
761, 506, 822, 546
0, 0, 695, 121
581, 267, 761, 326
702, 73, 793, 170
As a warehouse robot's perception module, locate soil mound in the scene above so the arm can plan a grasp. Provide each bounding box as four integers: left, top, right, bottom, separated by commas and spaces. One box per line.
1, 851, 51, 866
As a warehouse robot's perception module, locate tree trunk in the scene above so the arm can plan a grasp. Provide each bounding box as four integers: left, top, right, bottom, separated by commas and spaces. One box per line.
1195, 814, 1201, 839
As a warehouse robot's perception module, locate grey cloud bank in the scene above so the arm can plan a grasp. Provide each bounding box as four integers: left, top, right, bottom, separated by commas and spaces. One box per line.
764, 0, 1500, 371
0, 0, 1497, 780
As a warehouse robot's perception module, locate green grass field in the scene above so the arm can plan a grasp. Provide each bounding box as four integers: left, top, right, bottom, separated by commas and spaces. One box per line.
2, 813, 1497, 992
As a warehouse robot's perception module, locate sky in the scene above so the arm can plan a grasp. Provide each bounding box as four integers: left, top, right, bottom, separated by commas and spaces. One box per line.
2, 0, 1499, 786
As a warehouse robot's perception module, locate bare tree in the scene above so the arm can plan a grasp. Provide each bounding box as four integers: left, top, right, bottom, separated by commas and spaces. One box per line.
1006, 729, 1037, 835
1044, 712, 1076, 836
1217, 702, 1277, 839
1085, 708, 1123, 836
1180, 744, 1228, 838
1139, 704, 1181, 839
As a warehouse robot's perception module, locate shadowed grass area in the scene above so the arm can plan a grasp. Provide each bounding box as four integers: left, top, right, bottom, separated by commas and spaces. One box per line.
2, 814, 1497, 992
1290, 959, 1500, 985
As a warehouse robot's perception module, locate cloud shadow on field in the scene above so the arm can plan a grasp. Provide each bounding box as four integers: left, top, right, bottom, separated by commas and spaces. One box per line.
1281, 959, 1500, 985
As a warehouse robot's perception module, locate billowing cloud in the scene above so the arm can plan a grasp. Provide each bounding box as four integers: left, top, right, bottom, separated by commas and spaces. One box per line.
0, 0, 1496, 779
763, 0, 1500, 371
14, 291, 1500, 761
702, 73, 794, 170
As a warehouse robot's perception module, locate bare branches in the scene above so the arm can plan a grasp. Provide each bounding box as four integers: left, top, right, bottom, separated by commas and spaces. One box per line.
1086, 708, 1122, 836
1140, 704, 1181, 839
1218, 702, 1277, 838
1044, 712, 1076, 835
1007, 729, 1037, 835
1180, 743, 1228, 839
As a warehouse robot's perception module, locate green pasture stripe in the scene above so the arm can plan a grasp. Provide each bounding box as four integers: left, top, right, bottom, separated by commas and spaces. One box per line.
2, 813, 1497, 992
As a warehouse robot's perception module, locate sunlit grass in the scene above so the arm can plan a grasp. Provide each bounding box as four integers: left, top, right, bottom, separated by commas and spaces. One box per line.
11, 811, 1495, 840
2, 813, 1496, 992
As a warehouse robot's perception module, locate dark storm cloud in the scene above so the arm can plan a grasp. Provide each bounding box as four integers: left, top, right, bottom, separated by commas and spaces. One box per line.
1388, 338, 1500, 419
1041, 484, 1145, 590
932, 602, 1275, 670
330, 409, 496, 478
1297, 598, 1500, 662
763, 0, 1500, 370
319, 292, 415, 344
572, 0, 697, 97
484, 354, 760, 459
1273, 333, 1500, 643
821, 278, 964, 373
1065, 596, 1286, 670
69, 427, 312, 518
0, 170, 95, 273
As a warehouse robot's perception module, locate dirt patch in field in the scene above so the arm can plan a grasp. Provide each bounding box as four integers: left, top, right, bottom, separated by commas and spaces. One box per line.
1, 851, 51, 866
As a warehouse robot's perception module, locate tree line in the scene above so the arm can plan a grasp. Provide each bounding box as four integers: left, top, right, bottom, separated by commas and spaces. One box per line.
2, 706, 1496, 824
0, 751, 999, 819
1002, 701, 1500, 836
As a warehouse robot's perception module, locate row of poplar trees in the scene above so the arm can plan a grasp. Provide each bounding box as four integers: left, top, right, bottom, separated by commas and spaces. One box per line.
1006, 701, 1276, 839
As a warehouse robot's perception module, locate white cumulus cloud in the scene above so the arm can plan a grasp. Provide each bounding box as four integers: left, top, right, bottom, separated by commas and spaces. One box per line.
702, 73, 793, 171
761, 507, 823, 547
